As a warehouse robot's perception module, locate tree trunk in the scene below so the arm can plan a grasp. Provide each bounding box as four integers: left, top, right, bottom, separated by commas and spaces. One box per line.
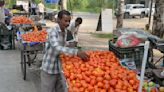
116, 0, 124, 29
60, 0, 67, 10
152, 0, 164, 38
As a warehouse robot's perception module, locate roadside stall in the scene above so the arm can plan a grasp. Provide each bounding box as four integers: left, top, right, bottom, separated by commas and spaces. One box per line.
60, 50, 141, 91
40, 28, 162, 92
10, 0, 163, 91
10, 15, 47, 80
19, 26, 46, 80
0, 0, 15, 50
13, 0, 29, 16
109, 28, 164, 91
10, 0, 54, 80
10, 0, 29, 16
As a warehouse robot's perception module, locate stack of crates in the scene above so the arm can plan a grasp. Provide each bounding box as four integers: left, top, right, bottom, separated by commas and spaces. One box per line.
0, 23, 13, 50
108, 40, 150, 69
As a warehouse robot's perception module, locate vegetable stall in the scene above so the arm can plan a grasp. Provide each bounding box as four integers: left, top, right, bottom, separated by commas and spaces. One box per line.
6, 1, 163, 90
10, 15, 47, 80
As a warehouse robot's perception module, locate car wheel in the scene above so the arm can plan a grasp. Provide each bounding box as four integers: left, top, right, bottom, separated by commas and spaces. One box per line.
124, 13, 129, 19
140, 12, 145, 18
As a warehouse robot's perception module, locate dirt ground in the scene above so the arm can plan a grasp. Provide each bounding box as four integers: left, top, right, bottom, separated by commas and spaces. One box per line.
45, 14, 156, 51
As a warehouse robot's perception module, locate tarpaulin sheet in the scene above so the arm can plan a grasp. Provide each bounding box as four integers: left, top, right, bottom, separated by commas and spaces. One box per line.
45, 0, 59, 3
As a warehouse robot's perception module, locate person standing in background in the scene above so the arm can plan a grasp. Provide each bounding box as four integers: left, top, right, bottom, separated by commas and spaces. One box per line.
67, 17, 83, 43
0, 0, 5, 23
38, 1, 45, 18
30, 0, 37, 15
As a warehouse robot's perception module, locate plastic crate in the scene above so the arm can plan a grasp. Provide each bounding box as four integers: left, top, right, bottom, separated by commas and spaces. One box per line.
108, 40, 146, 68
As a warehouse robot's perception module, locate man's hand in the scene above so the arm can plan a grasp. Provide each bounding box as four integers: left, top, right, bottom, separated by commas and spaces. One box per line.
66, 41, 77, 47
77, 51, 89, 61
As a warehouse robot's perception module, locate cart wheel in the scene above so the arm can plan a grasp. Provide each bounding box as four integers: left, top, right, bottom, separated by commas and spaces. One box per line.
21, 51, 26, 80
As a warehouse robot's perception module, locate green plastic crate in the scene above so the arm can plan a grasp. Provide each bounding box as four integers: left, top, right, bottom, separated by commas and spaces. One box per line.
108, 40, 147, 68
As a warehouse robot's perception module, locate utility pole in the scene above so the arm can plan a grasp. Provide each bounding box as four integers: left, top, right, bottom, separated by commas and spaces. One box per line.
148, 0, 153, 30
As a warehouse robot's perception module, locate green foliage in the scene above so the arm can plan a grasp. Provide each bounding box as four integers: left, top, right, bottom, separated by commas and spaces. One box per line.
5, 0, 115, 13
91, 32, 114, 38
5, 0, 16, 8
45, 3, 58, 9
68, 0, 115, 13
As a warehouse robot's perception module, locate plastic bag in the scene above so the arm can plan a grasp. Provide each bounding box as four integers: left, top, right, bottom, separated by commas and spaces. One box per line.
116, 34, 141, 48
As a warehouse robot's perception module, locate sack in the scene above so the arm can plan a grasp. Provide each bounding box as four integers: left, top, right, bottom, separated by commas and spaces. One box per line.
116, 34, 141, 48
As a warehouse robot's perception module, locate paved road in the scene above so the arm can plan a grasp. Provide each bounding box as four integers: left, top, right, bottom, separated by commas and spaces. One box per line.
0, 50, 39, 92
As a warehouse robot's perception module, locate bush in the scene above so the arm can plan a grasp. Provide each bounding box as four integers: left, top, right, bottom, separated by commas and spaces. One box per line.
67, 0, 115, 13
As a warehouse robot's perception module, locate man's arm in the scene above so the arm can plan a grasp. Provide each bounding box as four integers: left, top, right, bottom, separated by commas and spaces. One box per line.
48, 28, 78, 55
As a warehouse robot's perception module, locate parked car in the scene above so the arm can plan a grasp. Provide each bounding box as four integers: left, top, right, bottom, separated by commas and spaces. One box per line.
146, 7, 155, 17
115, 4, 147, 19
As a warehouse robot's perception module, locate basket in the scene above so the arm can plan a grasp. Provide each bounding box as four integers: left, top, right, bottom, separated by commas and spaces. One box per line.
152, 69, 164, 86
108, 40, 147, 69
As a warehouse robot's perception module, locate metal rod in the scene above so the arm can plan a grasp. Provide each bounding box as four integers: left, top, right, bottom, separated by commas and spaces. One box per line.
138, 41, 150, 92
148, 0, 153, 30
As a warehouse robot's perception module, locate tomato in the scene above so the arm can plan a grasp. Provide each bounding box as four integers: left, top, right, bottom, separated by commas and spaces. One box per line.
60, 50, 140, 92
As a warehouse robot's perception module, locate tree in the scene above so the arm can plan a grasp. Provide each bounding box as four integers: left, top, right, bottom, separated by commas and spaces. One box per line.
116, 0, 124, 28
63, 0, 67, 10
59, 0, 67, 10
152, 0, 164, 38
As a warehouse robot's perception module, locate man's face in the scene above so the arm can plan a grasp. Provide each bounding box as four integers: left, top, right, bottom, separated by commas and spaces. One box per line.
59, 14, 71, 30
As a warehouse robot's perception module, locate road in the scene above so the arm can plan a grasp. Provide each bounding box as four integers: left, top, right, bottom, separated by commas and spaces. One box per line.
0, 50, 38, 92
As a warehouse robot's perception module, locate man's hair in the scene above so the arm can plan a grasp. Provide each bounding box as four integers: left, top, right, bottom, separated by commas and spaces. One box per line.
0, 0, 5, 7
58, 10, 71, 19
75, 17, 82, 24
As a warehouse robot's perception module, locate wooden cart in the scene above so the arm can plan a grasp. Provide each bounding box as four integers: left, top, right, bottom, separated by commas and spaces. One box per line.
16, 23, 46, 80
19, 41, 44, 80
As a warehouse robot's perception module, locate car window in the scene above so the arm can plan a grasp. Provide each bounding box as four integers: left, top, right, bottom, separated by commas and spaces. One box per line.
133, 6, 137, 9
126, 5, 131, 9
139, 6, 145, 8
133, 6, 144, 9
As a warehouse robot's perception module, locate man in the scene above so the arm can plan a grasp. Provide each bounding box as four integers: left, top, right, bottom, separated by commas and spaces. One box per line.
0, 0, 5, 23
67, 17, 83, 42
30, 1, 37, 15
4, 8, 12, 25
41, 10, 88, 92
38, 1, 45, 18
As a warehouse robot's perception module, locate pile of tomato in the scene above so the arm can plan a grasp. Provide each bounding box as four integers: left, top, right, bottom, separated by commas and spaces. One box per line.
11, 16, 34, 24
60, 50, 145, 92
21, 28, 47, 42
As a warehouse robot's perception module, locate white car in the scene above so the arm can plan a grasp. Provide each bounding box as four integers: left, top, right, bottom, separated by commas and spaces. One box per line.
115, 4, 147, 19
124, 4, 147, 18
145, 5, 155, 17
